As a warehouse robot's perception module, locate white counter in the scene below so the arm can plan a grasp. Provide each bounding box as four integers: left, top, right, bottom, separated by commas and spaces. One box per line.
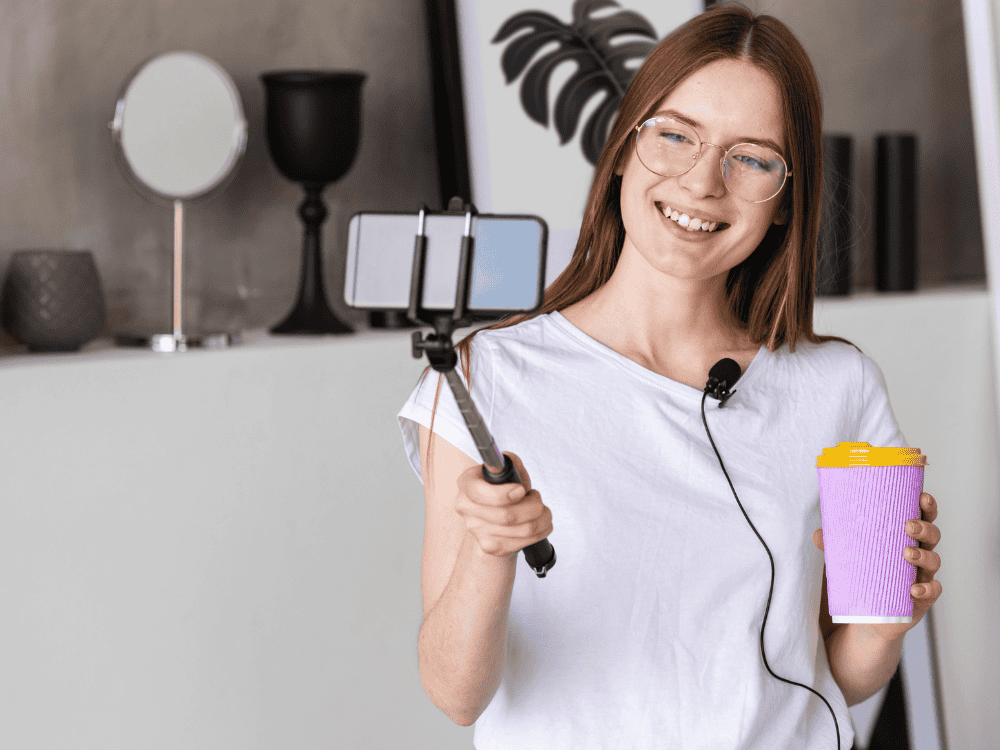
0, 284, 995, 749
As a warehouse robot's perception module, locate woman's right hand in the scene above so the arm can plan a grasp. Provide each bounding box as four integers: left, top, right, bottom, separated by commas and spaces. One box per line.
455, 451, 554, 559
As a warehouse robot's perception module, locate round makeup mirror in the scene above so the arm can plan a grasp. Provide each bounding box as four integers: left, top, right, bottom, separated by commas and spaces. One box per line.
109, 50, 248, 352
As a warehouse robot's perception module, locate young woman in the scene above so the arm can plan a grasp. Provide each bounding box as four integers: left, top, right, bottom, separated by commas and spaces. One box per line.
398, 4, 943, 748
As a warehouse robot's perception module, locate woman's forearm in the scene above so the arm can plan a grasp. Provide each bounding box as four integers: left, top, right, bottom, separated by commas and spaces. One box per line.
825, 623, 904, 707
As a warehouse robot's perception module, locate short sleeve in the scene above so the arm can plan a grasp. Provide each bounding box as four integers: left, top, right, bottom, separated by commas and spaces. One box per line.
855, 350, 909, 448
397, 333, 497, 486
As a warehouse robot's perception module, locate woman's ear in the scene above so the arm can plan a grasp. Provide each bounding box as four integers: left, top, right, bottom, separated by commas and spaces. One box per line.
773, 190, 791, 226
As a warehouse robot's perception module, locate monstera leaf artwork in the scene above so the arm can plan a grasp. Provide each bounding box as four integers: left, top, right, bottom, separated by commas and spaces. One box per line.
492, 0, 658, 166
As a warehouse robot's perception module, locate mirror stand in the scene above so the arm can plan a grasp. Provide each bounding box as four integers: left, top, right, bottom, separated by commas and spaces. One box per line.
115, 200, 240, 351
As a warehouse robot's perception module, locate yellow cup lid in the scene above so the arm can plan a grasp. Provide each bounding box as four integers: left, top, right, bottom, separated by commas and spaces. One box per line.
816, 442, 928, 468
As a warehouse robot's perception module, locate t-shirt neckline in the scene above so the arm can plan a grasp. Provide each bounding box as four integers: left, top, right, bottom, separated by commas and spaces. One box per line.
548, 309, 768, 398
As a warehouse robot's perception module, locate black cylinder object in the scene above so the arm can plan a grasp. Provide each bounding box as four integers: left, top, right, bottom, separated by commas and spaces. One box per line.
817, 134, 853, 296
0, 250, 106, 352
875, 133, 918, 292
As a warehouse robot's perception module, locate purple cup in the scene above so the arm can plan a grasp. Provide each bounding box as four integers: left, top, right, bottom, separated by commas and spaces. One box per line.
816, 443, 928, 623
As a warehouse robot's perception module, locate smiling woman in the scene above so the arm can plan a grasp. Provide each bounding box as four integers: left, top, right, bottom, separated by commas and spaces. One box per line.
404, 4, 880, 748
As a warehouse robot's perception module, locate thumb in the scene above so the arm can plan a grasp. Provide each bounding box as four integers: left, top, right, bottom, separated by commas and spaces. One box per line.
812, 528, 824, 552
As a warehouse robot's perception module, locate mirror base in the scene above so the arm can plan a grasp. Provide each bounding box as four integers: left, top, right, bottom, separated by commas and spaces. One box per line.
115, 332, 243, 351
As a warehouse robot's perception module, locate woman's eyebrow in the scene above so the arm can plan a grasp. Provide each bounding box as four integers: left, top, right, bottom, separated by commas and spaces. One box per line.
652, 109, 786, 157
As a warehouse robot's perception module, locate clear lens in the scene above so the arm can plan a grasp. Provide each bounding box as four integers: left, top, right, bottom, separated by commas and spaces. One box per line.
636, 117, 788, 203
723, 144, 787, 202
636, 117, 700, 176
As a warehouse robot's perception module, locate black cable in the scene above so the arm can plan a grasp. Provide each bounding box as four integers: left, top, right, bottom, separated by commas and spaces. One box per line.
702, 364, 840, 750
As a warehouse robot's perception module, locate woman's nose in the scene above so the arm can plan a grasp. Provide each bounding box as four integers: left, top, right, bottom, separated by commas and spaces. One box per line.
677, 143, 727, 198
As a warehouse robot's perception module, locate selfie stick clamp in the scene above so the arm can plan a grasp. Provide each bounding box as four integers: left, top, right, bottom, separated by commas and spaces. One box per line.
407, 197, 556, 578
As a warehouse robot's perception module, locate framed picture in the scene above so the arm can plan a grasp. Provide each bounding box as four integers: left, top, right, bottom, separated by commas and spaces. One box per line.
424, 0, 705, 286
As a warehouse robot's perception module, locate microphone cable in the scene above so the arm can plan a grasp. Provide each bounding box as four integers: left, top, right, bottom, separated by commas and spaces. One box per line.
702, 358, 840, 750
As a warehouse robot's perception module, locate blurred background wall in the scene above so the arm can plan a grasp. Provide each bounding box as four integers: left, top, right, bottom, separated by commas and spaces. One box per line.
0, 0, 442, 342
757, 0, 983, 294
0, 0, 985, 348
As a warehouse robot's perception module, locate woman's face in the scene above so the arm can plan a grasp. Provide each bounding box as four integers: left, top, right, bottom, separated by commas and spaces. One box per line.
615, 58, 789, 282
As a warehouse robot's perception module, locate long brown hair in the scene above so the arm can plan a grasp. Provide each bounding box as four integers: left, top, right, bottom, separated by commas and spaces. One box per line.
416, 3, 860, 492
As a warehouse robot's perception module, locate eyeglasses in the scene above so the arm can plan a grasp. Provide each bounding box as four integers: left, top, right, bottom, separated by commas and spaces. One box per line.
634, 117, 792, 204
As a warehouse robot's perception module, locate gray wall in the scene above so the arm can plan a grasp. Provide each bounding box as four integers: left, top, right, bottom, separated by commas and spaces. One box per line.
0, 0, 984, 344
0, 0, 441, 343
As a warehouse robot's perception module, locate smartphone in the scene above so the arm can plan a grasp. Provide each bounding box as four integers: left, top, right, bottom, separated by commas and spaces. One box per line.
343, 210, 547, 316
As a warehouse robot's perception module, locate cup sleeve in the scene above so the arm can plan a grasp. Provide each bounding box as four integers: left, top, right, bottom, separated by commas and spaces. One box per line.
855, 351, 909, 449
396, 335, 497, 487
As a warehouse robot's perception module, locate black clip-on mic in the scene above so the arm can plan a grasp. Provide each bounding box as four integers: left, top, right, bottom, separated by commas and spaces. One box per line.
703, 358, 840, 750
407, 197, 556, 578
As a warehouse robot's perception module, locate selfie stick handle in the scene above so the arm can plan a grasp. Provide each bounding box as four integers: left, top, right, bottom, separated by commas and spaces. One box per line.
407, 200, 556, 578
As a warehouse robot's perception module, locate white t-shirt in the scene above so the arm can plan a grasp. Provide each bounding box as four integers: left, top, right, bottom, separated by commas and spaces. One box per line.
397, 310, 908, 750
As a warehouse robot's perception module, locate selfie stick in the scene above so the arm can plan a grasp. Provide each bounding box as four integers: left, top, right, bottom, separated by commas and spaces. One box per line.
407, 198, 556, 578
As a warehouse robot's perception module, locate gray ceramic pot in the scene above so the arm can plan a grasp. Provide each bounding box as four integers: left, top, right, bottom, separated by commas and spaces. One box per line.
1, 249, 106, 352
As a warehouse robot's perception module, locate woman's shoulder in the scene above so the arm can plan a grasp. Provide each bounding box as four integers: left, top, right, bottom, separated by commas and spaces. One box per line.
473, 311, 555, 344
767, 336, 864, 384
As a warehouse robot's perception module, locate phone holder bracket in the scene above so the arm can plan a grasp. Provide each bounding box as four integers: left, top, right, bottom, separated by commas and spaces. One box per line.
408, 196, 478, 373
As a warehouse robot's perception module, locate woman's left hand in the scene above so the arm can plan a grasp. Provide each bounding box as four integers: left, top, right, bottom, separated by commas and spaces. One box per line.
812, 492, 943, 643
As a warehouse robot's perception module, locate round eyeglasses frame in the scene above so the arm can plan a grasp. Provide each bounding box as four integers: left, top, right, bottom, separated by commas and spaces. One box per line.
634, 118, 793, 204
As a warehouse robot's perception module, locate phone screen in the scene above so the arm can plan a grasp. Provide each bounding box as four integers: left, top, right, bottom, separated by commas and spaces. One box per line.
343, 211, 547, 314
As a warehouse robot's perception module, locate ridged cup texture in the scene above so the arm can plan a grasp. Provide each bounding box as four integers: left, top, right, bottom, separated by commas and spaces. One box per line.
817, 464, 925, 621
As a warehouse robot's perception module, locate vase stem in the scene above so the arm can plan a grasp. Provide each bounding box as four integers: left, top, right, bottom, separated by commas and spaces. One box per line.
298, 183, 326, 307
270, 182, 353, 334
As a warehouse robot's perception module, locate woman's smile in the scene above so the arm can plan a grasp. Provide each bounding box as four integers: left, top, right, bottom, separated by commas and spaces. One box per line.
656, 201, 729, 232
654, 200, 730, 241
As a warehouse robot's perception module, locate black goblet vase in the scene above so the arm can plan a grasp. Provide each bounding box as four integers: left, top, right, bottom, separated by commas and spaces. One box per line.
261, 70, 365, 334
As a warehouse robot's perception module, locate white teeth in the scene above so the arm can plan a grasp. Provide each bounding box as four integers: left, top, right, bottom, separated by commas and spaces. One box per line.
661, 204, 720, 232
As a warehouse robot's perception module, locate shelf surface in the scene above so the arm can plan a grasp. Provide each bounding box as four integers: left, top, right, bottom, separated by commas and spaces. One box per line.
0, 281, 990, 369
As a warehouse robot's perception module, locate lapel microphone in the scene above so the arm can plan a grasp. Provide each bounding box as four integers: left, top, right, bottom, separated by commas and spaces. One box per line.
702, 358, 841, 750
705, 357, 742, 406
